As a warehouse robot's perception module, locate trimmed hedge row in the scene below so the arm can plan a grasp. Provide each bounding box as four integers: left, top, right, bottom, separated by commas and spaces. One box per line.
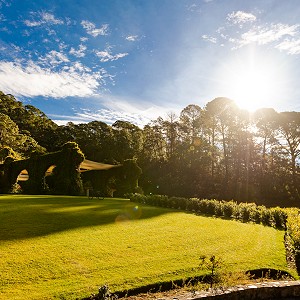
285, 208, 300, 273
128, 194, 287, 230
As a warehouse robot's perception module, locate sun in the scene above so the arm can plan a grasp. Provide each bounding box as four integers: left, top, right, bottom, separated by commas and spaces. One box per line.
230, 68, 273, 111
218, 53, 287, 112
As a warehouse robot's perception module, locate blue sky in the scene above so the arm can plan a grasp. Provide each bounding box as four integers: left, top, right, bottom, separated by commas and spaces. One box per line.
1, 0, 300, 127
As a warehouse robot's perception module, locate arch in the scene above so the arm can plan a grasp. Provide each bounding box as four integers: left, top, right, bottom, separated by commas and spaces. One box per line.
17, 169, 29, 182
0, 142, 140, 196
0, 142, 85, 195
43, 164, 56, 191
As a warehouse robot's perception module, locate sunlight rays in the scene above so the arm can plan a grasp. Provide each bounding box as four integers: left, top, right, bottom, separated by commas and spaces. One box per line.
217, 50, 288, 112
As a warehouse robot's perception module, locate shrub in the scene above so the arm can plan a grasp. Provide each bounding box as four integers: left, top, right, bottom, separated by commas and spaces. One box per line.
270, 207, 287, 230
187, 198, 199, 212
128, 194, 288, 230
250, 206, 262, 224
10, 183, 22, 194
222, 201, 236, 218
260, 206, 274, 227
198, 199, 217, 215
233, 203, 256, 223
285, 208, 300, 273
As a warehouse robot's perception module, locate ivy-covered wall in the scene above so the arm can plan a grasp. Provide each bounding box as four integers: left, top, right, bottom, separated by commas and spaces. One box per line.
0, 143, 142, 196
0, 142, 84, 195
81, 158, 142, 197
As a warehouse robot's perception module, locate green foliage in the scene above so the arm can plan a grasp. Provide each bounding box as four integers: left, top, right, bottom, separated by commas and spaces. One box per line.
9, 182, 22, 194
0, 146, 19, 162
1, 90, 300, 205
89, 285, 118, 300
285, 208, 300, 273
0, 142, 84, 195
0, 91, 57, 151
114, 159, 142, 197
43, 142, 85, 195
199, 255, 223, 288
129, 194, 287, 230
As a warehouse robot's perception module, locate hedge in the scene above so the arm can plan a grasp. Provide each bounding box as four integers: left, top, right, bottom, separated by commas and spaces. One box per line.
128, 193, 287, 229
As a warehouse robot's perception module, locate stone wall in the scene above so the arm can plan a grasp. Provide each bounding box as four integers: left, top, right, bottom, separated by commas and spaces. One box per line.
190, 281, 300, 299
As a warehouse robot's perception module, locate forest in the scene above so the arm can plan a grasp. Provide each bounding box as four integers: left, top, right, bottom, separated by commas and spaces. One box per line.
0, 91, 299, 206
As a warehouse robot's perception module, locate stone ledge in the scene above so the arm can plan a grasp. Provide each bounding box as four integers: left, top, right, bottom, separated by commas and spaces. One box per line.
186, 281, 300, 300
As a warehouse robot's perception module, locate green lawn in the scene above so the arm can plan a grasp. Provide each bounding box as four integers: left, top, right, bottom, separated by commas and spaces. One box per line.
0, 195, 291, 299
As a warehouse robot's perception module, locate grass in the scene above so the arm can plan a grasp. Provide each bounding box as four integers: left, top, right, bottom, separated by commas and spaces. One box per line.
0, 195, 292, 299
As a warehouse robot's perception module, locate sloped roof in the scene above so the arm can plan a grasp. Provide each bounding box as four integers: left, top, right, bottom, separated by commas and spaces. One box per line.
79, 159, 119, 172
17, 159, 119, 181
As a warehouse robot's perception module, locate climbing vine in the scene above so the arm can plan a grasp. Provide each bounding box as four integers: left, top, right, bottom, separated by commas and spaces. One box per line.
0, 142, 84, 195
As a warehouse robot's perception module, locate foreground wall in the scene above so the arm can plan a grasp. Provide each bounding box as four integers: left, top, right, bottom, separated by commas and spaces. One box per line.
191, 281, 300, 299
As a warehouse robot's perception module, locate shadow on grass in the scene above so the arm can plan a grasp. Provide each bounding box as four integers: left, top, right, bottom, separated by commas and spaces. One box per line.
0, 195, 179, 241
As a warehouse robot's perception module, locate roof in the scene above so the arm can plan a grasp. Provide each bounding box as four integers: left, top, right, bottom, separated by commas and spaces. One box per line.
17, 159, 119, 181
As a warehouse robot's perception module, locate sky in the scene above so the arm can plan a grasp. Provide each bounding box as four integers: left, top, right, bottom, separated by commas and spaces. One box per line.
1, 0, 300, 127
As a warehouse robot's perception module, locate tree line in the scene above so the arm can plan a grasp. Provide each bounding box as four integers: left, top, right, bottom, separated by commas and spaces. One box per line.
0, 91, 299, 206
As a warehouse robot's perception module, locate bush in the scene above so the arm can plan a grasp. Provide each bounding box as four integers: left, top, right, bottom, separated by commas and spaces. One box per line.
260, 207, 274, 227
285, 208, 300, 273
222, 201, 236, 218
187, 198, 199, 211
128, 194, 288, 230
233, 203, 259, 223
270, 207, 287, 230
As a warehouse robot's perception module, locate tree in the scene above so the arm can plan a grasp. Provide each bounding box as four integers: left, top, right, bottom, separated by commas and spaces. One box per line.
0, 91, 57, 151
158, 112, 182, 160
276, 111, 300, 199
0, 146, 19, 163
180, 104, 203, 145
204, 98, 239, 194
112, 120, 143, 161
253, 108, 279, 175
0, 113, 45, 158
0, 113, 20, 149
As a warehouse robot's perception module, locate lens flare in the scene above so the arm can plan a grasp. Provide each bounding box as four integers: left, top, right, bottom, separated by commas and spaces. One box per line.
115, 204, 142, 223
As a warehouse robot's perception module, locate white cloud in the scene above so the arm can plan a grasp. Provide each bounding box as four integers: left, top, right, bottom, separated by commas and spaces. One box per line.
65, 17, 72, 26
51, 107, 157, 127
0, 0, 11, 8
202, 34, 217, 43
24, 11, 64, 27
276, 38, 300, 54
64, 61, 91, 73
81, 20, 109, 37
95, 48, 128, 62
80, 37, 89, 42
11, 43, 21, 52
24, 20, 43, 27
214, 12, 300, 55
126, 35, 138, 42
51, 94, 165, 127
41, 12, 64, 25
69, 44, 87, 58
227, 11, 256, 24
75, 102, 162, 127
59, 42, 68, 51
0, 61, 103, 98
237, 23, 299, 47
46, 28, 56, 36
40, 50, 69, 66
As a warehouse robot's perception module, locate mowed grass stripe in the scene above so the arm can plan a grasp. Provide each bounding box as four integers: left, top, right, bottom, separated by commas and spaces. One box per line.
0, 195, 288, 300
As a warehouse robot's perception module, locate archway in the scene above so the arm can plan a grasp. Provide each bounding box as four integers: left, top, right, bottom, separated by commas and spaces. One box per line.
43, 165, 56, 191
17, 169, 29, 182
0, 142, 85, 195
